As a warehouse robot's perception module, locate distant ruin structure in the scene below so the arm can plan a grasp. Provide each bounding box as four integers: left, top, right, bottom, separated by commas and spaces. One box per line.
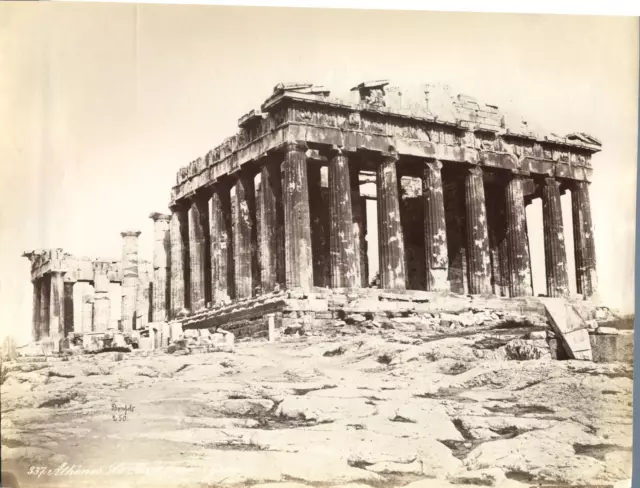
23, 234, 153, 348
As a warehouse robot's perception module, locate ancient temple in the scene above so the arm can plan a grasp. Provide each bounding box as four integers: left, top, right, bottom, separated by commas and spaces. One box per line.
146, 81, 600, 333
24, 81, 602, 344
23, 233, 153, 348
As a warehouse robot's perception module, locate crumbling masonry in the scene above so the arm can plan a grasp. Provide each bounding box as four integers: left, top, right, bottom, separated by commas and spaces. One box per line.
23, 234, 153, 350
24, 81, 602, 344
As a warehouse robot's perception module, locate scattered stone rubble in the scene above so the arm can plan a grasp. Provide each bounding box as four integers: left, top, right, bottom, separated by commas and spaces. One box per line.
1, 316, 632, 488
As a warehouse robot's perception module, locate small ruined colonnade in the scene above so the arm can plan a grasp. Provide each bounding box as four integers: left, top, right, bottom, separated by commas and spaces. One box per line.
24, 234, 152, 345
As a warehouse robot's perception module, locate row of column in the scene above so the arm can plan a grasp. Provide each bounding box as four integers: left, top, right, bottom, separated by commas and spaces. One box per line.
30, 264, 112, 343
30, 230, 144, 342
154, 147, 598, 322
163, 143, 316, 319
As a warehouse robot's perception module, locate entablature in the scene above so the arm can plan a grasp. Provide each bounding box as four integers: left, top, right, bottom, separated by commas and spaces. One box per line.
170, 83, 601, 206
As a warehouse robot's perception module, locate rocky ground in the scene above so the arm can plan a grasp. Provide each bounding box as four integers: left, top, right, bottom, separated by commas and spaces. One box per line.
1, 313, 633, 488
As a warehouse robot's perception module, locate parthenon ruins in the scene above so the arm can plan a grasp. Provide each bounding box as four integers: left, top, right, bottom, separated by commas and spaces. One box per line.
24, 80, 602, 345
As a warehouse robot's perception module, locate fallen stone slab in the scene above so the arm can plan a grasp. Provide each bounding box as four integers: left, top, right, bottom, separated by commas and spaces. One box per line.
540, 298, 592, 360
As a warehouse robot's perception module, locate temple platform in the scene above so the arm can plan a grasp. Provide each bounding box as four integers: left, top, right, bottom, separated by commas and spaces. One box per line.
176, 288, 598, 338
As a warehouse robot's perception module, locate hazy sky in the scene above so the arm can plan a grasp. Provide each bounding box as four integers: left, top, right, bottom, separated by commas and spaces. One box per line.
1, 5, 638, 344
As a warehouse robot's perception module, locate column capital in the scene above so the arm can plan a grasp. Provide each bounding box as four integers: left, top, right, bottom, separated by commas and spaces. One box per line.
507, 169, 531, 178
543, 177, 561, 189
327, 145, 346, 158
381, 151, 399, 164
149, 212, 171, 222
572, 179, 591, 189
467, 165, 483, 177
283, 141, 308, 153
169, 199, 190, 212
121, 230, 141, 238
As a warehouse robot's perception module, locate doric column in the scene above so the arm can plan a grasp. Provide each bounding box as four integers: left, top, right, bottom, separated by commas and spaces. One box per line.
350, 164, 367, 287
81, 284, 94, 333
120, 231, 141, 331
259, 160, 285, 293
328, 148, 357, 288
309, 164, 330, 287
444, 179, 468, 294
210, 185, 233, 303
282, 142, 314, 290
149, 213, 171, 321
169, 206, 187, 317
505, 175, 533, 297
32, 279, 42, 341
92, 263, 111, 332
376, 154, 406, 289
486, 184, 510, 297
542, 178, 570, 297
39, 275, 50, 338
49, 271, 65, 348
572, 181, 598, 297
63, 282, 74, 337
423, 160, 449, 291
188, 199, 207, 311
233, 171, 258, 298
464, 166, 492, 294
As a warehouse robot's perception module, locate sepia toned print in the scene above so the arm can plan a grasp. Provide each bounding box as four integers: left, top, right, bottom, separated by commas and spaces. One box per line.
0, 5, 637, 488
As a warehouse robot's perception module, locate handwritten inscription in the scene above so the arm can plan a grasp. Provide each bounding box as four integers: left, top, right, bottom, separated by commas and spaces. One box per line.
112, 403, 134, 422
27, 462, 185, 478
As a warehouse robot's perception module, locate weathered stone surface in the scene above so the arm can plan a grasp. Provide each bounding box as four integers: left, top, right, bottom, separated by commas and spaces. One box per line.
505, 176, 532, 297
259, 159, 285, 293
464, 167, 491, 294
169, 207, 187, 317
170, 83, 600, 206
210, 185, 233, 304
150, 213, 171, 322
542, 178, 569, 297
120, 231, 141, 331
2, 309, 630, 488
39, 274, 50, 338
596, 326, 620, 335
464, 422, 608, 484
31, 279, 42, 341
282, 142, 314, 290
92, 262, 111, 332
423, 160, 449, 291
590, 333, 634, 363
542, 298, 592, 360
486, 183, 511, 297
329, 149, 358, 288
351, 164, 368, 287
188, 199, 208, 311
572, 181, 597, 298
309, 164, 331, 288
377, 154, 406, 290
233, 172, 258, 299
48, 271, 65, 349
80, 284, 94, 333
276, 396, 376, 422
444, 178, 468, 295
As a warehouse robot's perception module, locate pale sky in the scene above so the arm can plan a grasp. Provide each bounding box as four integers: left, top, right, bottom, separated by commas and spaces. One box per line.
1, 5, 638, 345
